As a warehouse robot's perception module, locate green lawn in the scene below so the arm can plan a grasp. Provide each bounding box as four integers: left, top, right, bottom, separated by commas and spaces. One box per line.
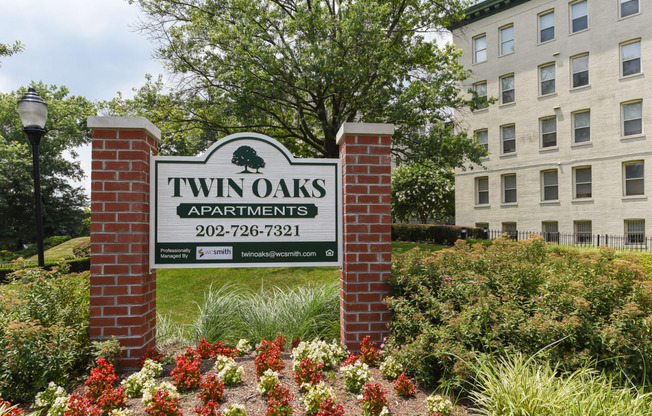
157, 241, 447, 326
26, 236, 89, 261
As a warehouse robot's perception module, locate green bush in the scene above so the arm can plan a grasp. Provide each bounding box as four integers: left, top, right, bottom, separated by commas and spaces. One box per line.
0, 269, 90, 402
0, 235, 72, 262
0, 257, 90, 282
386, 237, 652, 389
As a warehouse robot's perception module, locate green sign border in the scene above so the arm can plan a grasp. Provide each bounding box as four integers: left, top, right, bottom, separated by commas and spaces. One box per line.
150, 133, 342, 268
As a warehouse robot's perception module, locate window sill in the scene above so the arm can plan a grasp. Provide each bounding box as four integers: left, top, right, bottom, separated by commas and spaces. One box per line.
538, 92, 557, 100
472, 60, 487, 66
473, 107, 489, 114
537, 39, 556, 46
621, 133, 646, 141
499, 102, 516, 108
499, 152, 517, 159
572, 198, 594, 203
498, 52, 515, 58
570, 84, 591, 92
540, 146, 559, 153
569, 28, 589, 36
622, 195, 647, 201
620, 72, 643, 81
618, 12, 641, 21
540, 200, 560, 206
571, 141, 592, 148
501, 202, 518, 207
474, 204, 491, 209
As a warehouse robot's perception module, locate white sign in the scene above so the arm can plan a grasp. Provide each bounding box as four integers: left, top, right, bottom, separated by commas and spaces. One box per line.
150, 133, 342, 268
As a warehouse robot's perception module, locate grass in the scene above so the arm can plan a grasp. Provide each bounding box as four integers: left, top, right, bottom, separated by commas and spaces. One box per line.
26, 236, 89, 261
157, 242, 447, 326
471, 353, 652, 415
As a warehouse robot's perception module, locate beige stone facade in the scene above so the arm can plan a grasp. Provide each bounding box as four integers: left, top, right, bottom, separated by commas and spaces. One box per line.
453, 0, 651, 241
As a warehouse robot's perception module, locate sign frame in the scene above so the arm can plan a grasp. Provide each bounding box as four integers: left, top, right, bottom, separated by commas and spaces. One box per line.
149, 133, 342, 268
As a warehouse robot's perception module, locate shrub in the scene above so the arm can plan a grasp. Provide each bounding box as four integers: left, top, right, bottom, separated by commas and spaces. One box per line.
90, 338, 124, 366
386, 236, 652, 388
391, 224, 464, 245
0, 270, 89, 402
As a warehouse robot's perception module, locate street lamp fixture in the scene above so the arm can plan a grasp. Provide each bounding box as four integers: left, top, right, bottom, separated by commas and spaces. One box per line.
17, 87, 48, 267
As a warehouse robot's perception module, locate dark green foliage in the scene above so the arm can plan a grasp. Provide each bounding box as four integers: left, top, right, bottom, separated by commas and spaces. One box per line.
386, 237, 652, 389
391, 224, 482, 245
0, 235, 71, 262
0, 83, 94, 250
0, 269, 90, 402
0, 257, 90, 282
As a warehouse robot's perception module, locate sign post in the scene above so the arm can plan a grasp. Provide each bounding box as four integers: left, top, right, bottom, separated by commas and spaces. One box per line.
150, 133, 342, 268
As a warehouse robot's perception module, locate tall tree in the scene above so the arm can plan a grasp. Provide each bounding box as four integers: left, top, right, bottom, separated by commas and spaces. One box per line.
127, 0, 485, 164
0, 41, 22, 67
0, 83, 95, 249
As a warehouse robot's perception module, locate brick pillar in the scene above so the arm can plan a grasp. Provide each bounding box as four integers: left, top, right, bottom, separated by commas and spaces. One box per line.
337, 122, 394, 350
87, 116, 160, 368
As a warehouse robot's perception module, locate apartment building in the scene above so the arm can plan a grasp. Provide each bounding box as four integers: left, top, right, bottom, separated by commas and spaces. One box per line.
452, 0, 650, 243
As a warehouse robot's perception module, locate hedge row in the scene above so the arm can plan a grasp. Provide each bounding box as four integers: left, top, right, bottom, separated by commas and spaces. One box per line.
0, 257, 90, 282
391, 223, 485, 245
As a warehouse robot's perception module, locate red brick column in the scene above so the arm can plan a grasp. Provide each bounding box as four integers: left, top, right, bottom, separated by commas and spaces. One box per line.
87, 116, 160, 368
337, 122, 394, 350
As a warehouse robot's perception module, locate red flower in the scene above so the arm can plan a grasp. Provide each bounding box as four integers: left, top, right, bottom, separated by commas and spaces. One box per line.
393, 373, 416, 397
171, 353, 202, 391
317, 398, 345, 416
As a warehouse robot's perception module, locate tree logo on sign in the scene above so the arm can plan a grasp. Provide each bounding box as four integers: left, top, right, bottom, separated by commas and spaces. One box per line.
231, 145, 266, 173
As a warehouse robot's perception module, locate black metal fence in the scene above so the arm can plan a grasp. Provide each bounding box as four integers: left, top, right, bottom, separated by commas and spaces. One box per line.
468, 229, 652, 251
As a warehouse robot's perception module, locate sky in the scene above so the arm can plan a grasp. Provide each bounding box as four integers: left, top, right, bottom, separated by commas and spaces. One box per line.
0, 0, 166, 195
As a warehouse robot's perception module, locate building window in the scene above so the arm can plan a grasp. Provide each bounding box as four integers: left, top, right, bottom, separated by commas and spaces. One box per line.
539, 63, 555, 95
501, 125, 516, 154
475, 129, 488, 152
620, 0, 639, 18
573, 110, 591, 143
624, 161, 644, 196
542, 170, 559, 201
539, 11, 554, 43
500, 74, 515, 104
574, 166, 592, 199
542, 221, 559, 243
541, 117, 557, 148
502, 222, 517, 239
571, 54, 589, 88
476, 177, 489, 205
473, 81, 487, 110
570, 1, 588, 33
474, 35, 487, 63
625, 219, 645, 244
574, 220, 592, 244
475, 222, 489, 230
502, 174, 517, 203
621, 40, 641, 77
623, 101, 643, 136
500, 25, 514, 55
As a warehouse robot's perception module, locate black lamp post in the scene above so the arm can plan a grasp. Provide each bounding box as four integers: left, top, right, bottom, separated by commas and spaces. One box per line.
17, 87, 48, 268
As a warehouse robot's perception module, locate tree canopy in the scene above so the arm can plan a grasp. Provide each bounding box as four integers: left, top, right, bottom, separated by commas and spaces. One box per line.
126, 0, 484, 165
391, 161, 454, 224
0, 83, 95, 248
0, 41, 22, 67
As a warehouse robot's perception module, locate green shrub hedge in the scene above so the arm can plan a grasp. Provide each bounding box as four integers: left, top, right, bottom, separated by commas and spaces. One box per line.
386, 236, 652, 389
0, 257, 90, 282
391, 224, 484, 244
0, 268, 90, 402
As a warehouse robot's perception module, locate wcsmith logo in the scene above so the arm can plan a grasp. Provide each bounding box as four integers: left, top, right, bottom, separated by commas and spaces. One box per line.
196, 247, 233, 260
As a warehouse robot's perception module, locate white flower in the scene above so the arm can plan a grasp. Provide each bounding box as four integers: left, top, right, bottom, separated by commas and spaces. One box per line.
425, 394, 453, 416
142, 382, 178, 406
46, 396, 70, 416
236, 339, 252, 355
109, 409, 131, 416
35, 382, 67, 411
303, 381, 336, 414
256, 369, 279, 395
379, 355, 403, 380
223, 403, 247, 416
